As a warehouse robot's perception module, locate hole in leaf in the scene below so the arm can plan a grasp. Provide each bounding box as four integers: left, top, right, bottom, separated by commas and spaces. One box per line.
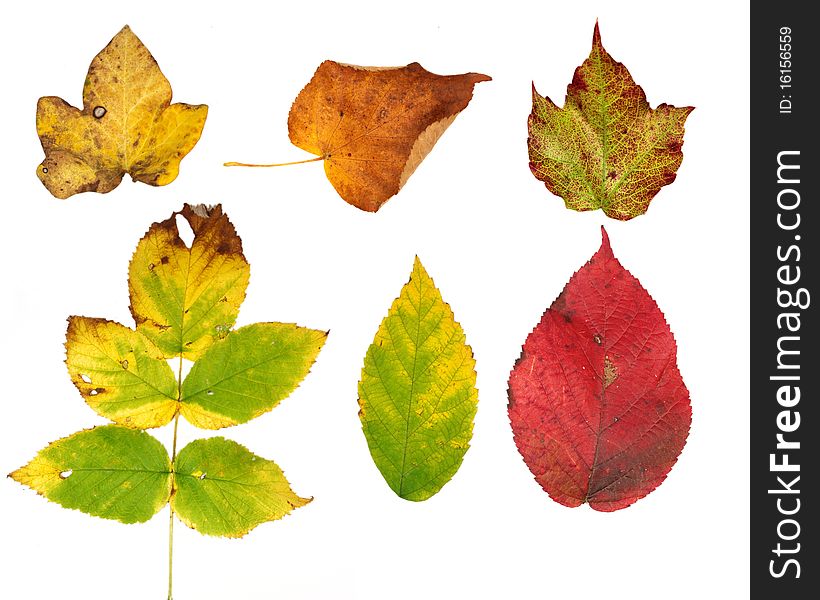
80, 374, 92, 383
175, 214, 195, 248
120, 359, 129, 369
167, 358, 194, 380
92, 106, 106, 118
206, 390, 214, 396
198, 472, 206, 480
89, 389, 98, 396
59, 470, 73, 479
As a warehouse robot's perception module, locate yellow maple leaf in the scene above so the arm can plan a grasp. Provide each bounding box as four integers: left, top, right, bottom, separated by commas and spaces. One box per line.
36, 26, 208, 199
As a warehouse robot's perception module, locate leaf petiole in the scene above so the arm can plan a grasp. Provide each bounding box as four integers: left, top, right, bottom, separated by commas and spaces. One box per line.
168, 356, 183, 600
223, 156, 323, 168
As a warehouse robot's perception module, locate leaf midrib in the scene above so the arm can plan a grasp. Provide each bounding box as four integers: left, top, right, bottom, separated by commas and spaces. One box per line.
592, 42, 610, 209
576, 274, 611, 504
397, 277, 424, 497
57, 466, 170, 475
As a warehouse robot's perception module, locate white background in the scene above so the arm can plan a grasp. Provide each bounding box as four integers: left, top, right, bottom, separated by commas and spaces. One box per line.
0, 1, 750, 598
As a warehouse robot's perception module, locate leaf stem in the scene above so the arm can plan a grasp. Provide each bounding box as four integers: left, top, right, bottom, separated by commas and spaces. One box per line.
223, 156, 323, 168
168, 357, 184, 600
167, 470, 176, 600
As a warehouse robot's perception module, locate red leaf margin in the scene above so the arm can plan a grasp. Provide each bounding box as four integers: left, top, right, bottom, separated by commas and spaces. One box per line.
508, 227, 691, 511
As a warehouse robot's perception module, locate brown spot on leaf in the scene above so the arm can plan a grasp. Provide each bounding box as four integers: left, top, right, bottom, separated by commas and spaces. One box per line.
552, 290, 575, 323
604, 356, 617, 387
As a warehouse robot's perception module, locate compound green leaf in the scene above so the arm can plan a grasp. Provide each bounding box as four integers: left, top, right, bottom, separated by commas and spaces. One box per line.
9, 425, 172, 523
180, 323, 328, 429
65, 316, 178, 428
358, 257, 478, 501
528, 23, 693, 220
128, 204, 250, 360
12, 203, 326, 596
172, 437, 311, 537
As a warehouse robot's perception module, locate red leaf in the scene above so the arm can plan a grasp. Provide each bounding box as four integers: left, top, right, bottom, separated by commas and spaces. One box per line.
508, 228, 691, 511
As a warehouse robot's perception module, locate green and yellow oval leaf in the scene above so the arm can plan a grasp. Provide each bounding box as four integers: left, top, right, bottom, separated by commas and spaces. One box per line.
180, 323, 328, 429
358, 257, 478, 501
65, 316, 178, 428
528, 23, 693, 220
172, 437, 311, 538
9, 425, 172, 523
128, 204, 250, 360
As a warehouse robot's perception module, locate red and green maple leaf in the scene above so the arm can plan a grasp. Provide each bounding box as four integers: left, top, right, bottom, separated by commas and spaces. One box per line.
528, 23, 693, 220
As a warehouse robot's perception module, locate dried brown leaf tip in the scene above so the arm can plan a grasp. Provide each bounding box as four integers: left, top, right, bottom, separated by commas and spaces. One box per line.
227, 61, 491, 212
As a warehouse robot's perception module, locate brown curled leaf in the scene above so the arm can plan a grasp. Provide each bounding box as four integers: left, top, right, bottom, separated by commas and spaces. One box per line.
227, 61, 490, 212
289, 61, 490, 211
